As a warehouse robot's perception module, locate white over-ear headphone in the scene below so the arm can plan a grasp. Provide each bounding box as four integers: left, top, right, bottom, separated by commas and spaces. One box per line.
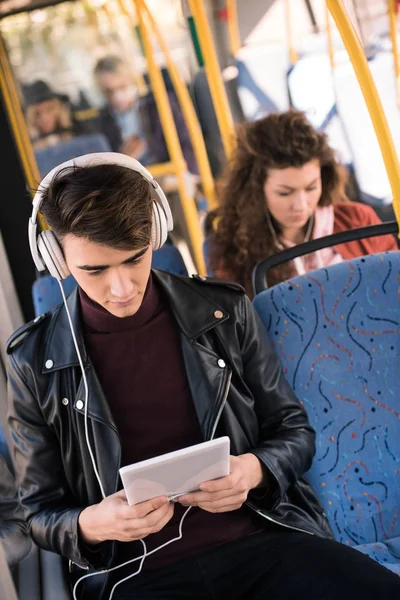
28, 152, 174, 280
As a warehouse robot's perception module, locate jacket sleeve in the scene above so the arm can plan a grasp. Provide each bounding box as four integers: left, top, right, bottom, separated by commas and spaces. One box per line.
0, 455, 32, 568
240, 295, 316, 509
7, 353, 91, 570
357, 204, 398, 252
334, 202, 398, 258
99, 110, 123, 153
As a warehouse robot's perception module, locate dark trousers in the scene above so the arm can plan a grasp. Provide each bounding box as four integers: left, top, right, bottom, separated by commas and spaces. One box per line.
106, 527, 400, 599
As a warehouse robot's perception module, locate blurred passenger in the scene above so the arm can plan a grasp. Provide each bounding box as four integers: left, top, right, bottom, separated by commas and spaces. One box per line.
23, 80, 76, 150
94, 56, 197, 172
207, 110, 397, 295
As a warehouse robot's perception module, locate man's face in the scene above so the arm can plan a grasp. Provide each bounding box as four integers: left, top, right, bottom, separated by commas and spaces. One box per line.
63, 235, 152, 317
96, 70, 137, 114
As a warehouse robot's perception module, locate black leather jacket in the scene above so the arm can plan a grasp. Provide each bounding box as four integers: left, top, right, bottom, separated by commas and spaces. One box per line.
7, 270, 332, 573
0, 454, 31, 568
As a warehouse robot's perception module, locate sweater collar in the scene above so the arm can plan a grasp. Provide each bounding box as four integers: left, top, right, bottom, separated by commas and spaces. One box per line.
79, 274, 160, 334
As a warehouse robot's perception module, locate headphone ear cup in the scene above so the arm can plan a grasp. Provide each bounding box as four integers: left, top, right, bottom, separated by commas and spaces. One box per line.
38, 231, 70, 280
151, 201, 168, 250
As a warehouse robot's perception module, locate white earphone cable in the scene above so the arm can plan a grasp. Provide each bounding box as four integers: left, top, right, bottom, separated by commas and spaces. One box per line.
57, 281, 191, 600
58, 281, 106, 500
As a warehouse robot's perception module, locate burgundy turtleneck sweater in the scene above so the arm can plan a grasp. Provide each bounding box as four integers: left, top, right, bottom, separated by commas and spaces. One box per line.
79, 275, 262, 570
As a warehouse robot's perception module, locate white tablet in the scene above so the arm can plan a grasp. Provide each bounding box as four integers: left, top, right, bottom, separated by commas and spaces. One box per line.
119, 437, 230, 505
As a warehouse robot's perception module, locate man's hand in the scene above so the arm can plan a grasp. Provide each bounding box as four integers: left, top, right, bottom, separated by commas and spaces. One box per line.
78, 490, 174, 544
177, 454, 265, 514
121, 135, 146, 159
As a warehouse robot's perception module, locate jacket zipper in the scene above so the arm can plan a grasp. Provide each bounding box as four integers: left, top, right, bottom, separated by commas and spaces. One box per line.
210, 370, 232, 441
247, 504, 314, 536
208, 367, 314, 537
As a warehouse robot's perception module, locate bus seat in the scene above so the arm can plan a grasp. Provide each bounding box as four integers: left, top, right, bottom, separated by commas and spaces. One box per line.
34, 133, 111, 177
31, 245, 188, 316
190, 69, 224, 177
152, 244, 188, 276
236, 59, 278, 121
253, 251, 400, 574
202, 239, 213, 277
190, 67, 244, 178
32, 274, 77, 317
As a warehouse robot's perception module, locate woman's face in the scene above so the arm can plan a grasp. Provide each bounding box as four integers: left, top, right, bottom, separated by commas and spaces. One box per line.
263, 159, 322, 232
33, 99, 60, 135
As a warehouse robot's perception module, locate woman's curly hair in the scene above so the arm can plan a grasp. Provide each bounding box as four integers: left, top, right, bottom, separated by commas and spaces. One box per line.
207, 110, 349, 294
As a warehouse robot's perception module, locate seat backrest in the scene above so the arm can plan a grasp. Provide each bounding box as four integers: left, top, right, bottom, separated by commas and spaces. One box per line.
35, 133, 111, 177
151, 244, 188, 276
202, 238, 213, 277
253, 252, 400, 548
32, 245, 188, 316
190, 69, 224, 177
32, 275, 77, 317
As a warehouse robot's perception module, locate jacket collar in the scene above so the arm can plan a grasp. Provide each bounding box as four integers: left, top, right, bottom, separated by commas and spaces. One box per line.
42, 270, 230, 373
42, 287, 87, 374
152, 270, 229, 339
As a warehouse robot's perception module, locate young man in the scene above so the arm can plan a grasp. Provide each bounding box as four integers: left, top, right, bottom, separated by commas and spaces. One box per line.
94, 56, 197, 173
7, 154, 400, 599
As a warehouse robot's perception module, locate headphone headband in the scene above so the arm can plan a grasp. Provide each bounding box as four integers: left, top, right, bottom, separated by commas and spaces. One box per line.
29, 152, 173, 275
31, 152, 173, 229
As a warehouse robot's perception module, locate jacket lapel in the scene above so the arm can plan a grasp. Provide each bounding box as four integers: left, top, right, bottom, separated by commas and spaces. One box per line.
153, 271, 233, 439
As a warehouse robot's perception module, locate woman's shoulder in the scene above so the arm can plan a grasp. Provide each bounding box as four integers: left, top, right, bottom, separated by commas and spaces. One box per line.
334, 201, 380, 227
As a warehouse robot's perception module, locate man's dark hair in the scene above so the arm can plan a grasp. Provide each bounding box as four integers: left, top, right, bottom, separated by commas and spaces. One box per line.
94, 56, 128, 76
39, 164, 153, 250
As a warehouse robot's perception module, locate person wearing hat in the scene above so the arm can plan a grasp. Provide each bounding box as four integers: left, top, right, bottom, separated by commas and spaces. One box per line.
23, 80, 76, 150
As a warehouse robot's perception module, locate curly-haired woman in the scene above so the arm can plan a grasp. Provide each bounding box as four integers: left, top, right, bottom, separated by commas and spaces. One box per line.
207, 110, 397, 295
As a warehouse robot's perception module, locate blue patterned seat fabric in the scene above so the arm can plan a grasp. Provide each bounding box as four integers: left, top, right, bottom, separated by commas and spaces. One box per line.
253, 251, 400, 574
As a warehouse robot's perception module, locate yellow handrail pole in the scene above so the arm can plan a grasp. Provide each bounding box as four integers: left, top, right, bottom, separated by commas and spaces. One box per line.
325, 2, 335, 72
138, 0, 218, 210
388, 0, 400, 109
147, 162, 176, 178
0, 34, 45, 229
284, 0, 299, 65
327, 0, 400, 227
187, 0, 235, 159
134, 1, 206, 274
226, 0, 241, 56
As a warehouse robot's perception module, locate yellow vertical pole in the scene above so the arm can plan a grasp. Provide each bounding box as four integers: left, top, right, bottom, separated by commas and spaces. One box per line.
327, 0, 400, 226
388, 0, 400, 109
325, 2, 335, 72
0, 35, 45, 228
137, 0, 217, 209
226, 0, 241, 56
187, 0, 235, 159
134, 1, 206, 274
284, 0, 299, 65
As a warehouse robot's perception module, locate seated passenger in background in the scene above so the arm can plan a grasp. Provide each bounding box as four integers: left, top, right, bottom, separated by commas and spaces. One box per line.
94, 56, 197, 172
23, 80, 77, 150
207, 110, 397, 295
